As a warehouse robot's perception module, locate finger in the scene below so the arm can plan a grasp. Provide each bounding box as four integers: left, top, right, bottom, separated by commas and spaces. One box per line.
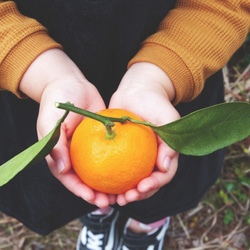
47, 125, 72, 174
116, 187, 159, 206
92, 192, 114, 208
116, 194, 128, 206
124, 188, 158, 202
48, 160, 96, 203
48, 152, 117, 207
139, 189, 159, 200
108, 194, 117, 205
124, 189, 141, 202
156, 139, 177, 173
116, 191, 140, 206
137, 153, 178, 193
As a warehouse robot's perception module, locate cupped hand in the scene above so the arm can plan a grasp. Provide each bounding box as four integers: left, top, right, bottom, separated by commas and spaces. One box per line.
109, 62, 180, 206
19, 49, 116, 208
38, 80, 119, 207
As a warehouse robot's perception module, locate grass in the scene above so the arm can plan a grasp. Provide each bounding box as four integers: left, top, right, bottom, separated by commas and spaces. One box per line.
0, 37, 250, 250
164, 142, 250, 249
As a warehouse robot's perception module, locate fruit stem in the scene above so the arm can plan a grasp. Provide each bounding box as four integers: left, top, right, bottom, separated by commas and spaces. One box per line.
55, 102, 157, 134
105, 124, 116, 140
121, 116, 157, 128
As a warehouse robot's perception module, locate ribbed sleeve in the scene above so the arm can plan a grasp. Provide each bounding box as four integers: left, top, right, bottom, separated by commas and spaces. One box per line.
0, 1, 62, 97
129, 0, 250, 104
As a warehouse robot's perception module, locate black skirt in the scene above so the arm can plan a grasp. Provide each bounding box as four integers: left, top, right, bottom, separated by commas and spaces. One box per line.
0, 0, 225, 235
0, 71, 225, 235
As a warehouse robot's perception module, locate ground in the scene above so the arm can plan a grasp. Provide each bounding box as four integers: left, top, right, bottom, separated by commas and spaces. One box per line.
0, 37, 249, 250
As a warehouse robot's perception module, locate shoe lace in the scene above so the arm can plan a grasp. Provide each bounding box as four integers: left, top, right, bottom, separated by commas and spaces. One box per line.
82, 227, 104, 250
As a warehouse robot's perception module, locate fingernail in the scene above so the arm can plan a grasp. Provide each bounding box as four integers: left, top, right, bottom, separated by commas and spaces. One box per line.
57, 159, 65, 174
163, 156, 171, 172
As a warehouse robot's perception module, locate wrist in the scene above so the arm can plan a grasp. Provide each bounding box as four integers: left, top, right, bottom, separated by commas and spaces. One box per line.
125, 62, 176, 102
19, 48, 87, 102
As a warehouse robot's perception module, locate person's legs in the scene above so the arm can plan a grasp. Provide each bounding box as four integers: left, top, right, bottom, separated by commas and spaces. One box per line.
118, 217, 170, 250
125, 217, 169, 234
77, 207, 170, 250
77, 207, 121, 250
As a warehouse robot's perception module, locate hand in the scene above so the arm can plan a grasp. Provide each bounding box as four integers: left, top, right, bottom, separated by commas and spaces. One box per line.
19, 49, 116, 208
109, 62, 180, 206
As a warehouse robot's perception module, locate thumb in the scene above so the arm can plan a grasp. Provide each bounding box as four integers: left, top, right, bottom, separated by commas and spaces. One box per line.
152, 103, 180, 180
156, 139, 179, 180
47, 123, 71, 175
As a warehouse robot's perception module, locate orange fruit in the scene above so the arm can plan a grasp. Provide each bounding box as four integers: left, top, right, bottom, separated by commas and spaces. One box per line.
70, 109, 158, 194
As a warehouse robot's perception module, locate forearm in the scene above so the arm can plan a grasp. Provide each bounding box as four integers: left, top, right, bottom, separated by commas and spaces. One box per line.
0, 0, 62, 97
129, 0, 250, 104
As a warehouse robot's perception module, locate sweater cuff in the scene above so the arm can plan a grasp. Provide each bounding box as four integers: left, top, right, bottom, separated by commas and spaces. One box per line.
128, 43, 198, 105
0, 31, 62, 98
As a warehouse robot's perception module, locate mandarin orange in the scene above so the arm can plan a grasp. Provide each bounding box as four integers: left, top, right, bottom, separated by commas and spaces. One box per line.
70, 109, 158, 194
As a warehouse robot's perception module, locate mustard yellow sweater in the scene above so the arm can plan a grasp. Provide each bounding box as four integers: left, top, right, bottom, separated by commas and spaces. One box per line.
0, 0, 249, 104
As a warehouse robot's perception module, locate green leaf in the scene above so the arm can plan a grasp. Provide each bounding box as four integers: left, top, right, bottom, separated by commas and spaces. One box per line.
1, 101, 250, 186
223, 209, 234, 225
153, 102, 250, 156
0, 110, 69, 187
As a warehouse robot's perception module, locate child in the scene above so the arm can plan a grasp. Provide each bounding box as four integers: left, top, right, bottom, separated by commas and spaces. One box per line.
0, 0, 249, 249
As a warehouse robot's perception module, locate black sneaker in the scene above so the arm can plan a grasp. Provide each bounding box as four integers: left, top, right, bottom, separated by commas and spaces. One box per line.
118, 217, 170, 250
77, 208, 120, 250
